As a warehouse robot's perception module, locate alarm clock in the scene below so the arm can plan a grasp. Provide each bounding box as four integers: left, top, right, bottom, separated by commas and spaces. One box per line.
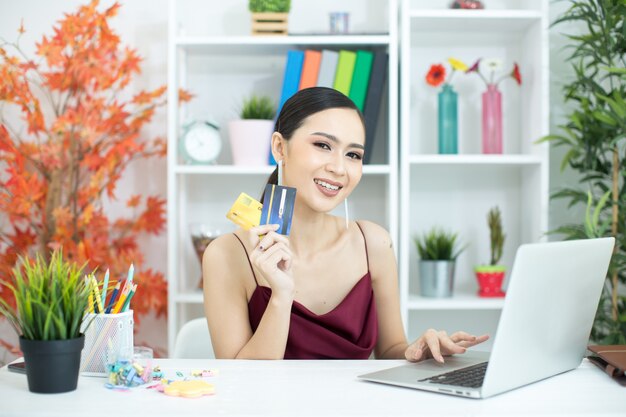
180, 120, 221, 165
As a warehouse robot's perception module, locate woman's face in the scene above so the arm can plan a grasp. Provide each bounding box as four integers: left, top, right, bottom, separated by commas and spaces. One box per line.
282, 107, 365, 214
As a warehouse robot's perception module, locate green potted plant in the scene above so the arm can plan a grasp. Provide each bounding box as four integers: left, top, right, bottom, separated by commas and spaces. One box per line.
414, 227, 466, 298
228, 94, 276, 166
0, 249, 93, 393
249, 0, 291, 36
540, 0, 625, 343
474, 206, 506, 297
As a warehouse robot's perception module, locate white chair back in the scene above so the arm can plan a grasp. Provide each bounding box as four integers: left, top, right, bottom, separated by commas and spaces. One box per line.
172, 318, 215, 359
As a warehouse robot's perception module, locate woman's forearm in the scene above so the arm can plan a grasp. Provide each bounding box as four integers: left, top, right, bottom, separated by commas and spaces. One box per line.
235, 293, 293, 359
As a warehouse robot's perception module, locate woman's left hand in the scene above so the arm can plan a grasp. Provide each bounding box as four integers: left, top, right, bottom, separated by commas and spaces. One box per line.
404, 329, 489, 363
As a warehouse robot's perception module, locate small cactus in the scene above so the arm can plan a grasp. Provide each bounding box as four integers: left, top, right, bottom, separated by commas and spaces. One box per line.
488, 206, 505, 265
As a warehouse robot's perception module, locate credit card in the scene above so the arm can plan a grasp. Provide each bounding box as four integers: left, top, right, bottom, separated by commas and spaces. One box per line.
226, 192, 262, 230
260, 184, 296, 236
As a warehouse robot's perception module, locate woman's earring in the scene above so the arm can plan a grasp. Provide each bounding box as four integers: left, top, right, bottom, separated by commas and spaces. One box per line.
344, 198, 349, 229
277, 159, 284, 186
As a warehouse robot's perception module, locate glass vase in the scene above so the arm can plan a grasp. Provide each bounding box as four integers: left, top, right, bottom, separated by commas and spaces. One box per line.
482, 83, 503, 154
438, 84, 458, 154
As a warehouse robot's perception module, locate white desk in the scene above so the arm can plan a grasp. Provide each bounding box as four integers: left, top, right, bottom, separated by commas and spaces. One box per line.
0, 359, 624, 417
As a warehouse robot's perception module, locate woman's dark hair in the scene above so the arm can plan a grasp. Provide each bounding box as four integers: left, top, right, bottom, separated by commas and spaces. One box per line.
260, 87, 365, 203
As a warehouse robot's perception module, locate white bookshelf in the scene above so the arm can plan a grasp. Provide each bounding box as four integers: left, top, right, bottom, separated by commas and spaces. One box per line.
167, 0, 399, 355
399, 0, 549, 346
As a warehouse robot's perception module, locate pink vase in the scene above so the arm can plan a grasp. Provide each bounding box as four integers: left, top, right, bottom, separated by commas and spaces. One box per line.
482, 84, 503, 154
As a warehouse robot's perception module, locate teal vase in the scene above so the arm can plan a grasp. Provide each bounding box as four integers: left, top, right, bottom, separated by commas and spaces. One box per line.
438, 84, 458, 154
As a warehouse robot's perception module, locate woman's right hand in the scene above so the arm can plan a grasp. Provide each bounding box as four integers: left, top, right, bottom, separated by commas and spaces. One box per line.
247, 224, 295, 298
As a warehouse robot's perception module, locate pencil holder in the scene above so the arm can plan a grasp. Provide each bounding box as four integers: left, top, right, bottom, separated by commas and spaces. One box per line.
80, 310, 134, 376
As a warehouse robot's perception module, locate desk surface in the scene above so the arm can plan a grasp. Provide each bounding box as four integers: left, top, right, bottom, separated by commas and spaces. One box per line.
0, 359, 624, 417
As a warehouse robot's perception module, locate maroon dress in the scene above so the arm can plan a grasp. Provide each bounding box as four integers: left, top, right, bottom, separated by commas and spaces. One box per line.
233, 223, 378, 359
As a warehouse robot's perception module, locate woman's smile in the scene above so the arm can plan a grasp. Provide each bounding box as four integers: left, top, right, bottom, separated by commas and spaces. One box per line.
314, 178, 343, 197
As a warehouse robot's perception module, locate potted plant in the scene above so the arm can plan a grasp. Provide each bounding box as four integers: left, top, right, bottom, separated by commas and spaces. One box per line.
414, 227, 466, 298
0, 249, 93, 393
540, 0, 625, 343
474, 206, 506, 297
249, 0, 291, 36
228, 95, 276, 166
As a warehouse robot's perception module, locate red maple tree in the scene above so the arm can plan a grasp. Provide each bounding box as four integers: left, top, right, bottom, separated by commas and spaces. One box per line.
0, 1, 191, 354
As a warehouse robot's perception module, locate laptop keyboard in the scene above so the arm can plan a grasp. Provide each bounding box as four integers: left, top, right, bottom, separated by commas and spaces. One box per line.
418, 362, 488, 388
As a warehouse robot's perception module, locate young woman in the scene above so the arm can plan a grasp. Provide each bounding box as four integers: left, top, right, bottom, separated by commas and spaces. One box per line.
203, 87, 488, 360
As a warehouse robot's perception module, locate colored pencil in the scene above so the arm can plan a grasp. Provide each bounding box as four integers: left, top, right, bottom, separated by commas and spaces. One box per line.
127, 264, 134, 284
91, 276, 104, 314
101, 269, 110, 306
104, 282, 121, 314
121, 284, 137, 313
112, 283, 131, 314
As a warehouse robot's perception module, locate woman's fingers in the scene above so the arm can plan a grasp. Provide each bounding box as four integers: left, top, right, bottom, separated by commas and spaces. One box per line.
456, 334, 490, 348
424, 330, 444, 363
248, 224, 280, 247
257, 231, 290, 251
255, 242, 292, 271
405, 339, 427, 362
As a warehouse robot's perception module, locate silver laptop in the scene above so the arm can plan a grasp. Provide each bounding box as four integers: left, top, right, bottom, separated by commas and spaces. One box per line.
359, 238, 615, 399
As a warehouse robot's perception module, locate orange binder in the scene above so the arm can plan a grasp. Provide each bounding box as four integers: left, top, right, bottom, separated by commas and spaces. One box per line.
299, 50, 322, 90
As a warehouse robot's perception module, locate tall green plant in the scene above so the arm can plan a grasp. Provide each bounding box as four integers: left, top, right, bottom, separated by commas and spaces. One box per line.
488, 206, 506, 266
540, 0, 626, 343
0, 249, 92, 341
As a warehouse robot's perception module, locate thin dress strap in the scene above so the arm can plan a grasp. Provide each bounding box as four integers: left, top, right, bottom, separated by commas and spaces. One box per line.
355, 222, 370, 270
232, 233, 259, 286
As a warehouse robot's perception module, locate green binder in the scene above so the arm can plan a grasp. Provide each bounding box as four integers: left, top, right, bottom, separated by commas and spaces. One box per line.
349, 51, 374, 111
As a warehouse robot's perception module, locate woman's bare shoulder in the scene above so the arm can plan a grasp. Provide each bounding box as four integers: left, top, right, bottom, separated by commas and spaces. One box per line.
355, 220, 394, 253
202, 231, 250, 274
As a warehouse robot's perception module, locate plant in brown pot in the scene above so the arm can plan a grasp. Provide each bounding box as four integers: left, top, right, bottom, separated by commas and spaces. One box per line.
474, 206, 506, 297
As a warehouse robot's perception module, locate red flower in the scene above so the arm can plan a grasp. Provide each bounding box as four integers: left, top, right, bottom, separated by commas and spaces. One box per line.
466, 58, 481, 73
511, 62, 522, 85
426, 64, 446, 87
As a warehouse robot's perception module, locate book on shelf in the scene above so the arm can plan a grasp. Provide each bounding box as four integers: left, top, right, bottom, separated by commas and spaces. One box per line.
348, 50, 373, 111
333, 50, 357, 96
277, 50, 305, 115
299, 50, 322, 90
316, 50, 339, 88
271, 49, 305, 164
362, 50, 388, 165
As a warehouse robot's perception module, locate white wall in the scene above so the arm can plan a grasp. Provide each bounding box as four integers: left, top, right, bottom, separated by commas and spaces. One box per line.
0, 0, 583, 362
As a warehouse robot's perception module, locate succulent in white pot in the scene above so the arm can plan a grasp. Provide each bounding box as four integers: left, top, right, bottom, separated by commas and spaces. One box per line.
228, 95, 276, 166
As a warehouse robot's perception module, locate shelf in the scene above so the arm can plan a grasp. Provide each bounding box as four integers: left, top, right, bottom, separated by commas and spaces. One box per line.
407, 292, 505, 310
409, 9, 543, 32
174, 164, 392, 175
176, 35, 391, 54
408, 155, 543, 165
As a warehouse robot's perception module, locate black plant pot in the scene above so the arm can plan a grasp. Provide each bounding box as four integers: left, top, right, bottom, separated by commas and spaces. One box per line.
19, 335, 85, 394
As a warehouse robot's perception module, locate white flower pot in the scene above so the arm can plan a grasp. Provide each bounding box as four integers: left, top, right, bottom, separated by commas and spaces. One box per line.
228, 119, 274, 166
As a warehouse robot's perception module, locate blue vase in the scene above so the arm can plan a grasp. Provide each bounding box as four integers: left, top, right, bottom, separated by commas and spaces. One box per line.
438, 84, 458, 154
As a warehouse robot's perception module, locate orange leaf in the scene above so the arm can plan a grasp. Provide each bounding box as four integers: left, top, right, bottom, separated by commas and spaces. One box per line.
127, 195, 141, 208
178, 88, 194, 103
